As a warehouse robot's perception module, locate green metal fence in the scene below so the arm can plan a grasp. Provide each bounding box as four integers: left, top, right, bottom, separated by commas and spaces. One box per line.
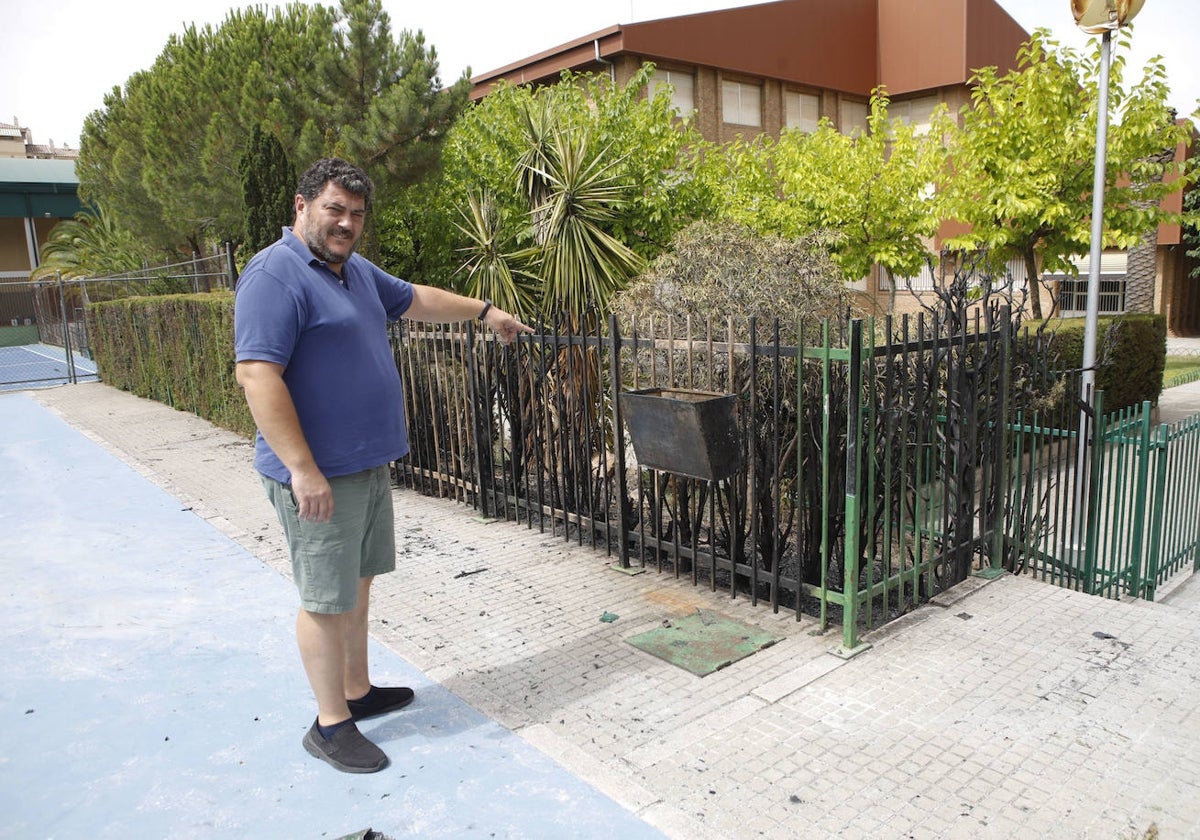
1003, 392, 1200, 601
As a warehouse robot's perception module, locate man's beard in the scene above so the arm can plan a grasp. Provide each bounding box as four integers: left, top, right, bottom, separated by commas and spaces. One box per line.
303, 227, 357, 265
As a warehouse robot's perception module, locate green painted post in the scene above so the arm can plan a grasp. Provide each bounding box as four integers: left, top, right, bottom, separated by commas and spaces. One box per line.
1082, 389, 1105, 596
1144, 421, 1171, 599
836, 320, 871, 659
1127, 401, 1153, 597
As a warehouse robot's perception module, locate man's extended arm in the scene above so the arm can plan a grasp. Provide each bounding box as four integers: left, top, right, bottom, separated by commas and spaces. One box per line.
405, 285, 532, 343
235, 360, 333, 523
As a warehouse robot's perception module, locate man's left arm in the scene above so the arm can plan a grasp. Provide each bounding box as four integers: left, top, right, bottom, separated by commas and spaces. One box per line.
406, 285, 533, 344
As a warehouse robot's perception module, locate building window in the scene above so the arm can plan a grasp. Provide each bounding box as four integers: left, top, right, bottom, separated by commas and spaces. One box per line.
1003, 257, 1029, 291
785, 91, 821, 133
839, 99, 869, 136
651, 68, 695, 116
880, 255, 1033, 293
1055, 276, 1128, 315
1050, 251, 1129, 316
722, 80, 762, 127
881, 262, 936, 292
891, 94, 940, 135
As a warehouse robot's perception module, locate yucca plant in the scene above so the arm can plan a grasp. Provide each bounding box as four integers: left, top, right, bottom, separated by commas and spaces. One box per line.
454, 188, 540, 319
515, 103, 644, 318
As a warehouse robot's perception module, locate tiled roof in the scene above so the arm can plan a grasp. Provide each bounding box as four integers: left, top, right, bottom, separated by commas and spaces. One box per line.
26, 144, 79, 160
0, 120, 77, 159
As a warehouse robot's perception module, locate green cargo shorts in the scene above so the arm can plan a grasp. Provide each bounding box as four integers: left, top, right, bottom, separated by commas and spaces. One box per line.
261, 464, 396, 614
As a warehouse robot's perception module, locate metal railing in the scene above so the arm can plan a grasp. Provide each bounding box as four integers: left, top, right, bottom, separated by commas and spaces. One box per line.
0, 277, 97, 389
394, 310, 1024, 651
21, 276, 1189, 646
1007, 392, 1200, 599
393, 308, 1199, 649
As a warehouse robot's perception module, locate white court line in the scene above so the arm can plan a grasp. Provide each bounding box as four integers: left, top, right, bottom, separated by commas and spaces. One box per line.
0, 345, 97, 377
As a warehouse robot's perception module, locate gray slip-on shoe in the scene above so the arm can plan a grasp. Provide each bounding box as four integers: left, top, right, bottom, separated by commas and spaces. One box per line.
302, 719, 389, 774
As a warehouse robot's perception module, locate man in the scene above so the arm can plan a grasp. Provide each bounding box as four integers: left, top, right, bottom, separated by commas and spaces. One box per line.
234, 158, 530, 773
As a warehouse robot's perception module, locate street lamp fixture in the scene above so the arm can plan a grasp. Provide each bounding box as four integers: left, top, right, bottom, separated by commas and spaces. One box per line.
1071, 0, 1145, 33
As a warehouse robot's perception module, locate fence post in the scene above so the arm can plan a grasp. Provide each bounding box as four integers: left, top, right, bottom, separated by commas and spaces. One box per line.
224, 241, 239, 290
191, 251, 201, 294
982, 306, 1012, 578
466, 321, 490, 519
818, 320, 833, 632
56, 273, 77, 384
609, 315, 633, 570
1142, 420, 1172, 600
1126, 400, 1154, 598
1081, 389, 1106, 595
836, 319, 871, 658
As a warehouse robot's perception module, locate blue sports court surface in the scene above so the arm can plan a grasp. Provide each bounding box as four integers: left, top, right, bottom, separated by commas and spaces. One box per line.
0, 343, 99, 391
0, 392, 665, 839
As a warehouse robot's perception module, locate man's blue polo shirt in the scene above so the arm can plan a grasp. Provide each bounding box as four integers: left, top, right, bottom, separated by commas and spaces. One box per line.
233, 228, 415, 483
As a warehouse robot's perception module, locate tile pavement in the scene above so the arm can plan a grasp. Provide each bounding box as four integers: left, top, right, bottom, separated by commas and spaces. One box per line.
28, 382, 1200, 840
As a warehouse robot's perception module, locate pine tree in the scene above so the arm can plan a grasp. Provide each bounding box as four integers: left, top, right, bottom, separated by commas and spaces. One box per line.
240, 125, 296, 257
302, 0, 470, 195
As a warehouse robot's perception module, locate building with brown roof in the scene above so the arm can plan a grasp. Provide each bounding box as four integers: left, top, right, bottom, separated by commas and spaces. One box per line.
0, 118, 79, 162
469, 0, 1198, 330
471, 0, 1029, 145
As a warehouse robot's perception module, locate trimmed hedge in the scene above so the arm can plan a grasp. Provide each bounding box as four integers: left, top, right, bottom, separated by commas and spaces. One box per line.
86, 292, 256, 438
1042, 314, 1167, 413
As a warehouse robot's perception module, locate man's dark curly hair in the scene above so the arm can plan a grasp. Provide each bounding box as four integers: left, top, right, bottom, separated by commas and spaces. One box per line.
296, 158, 374, 207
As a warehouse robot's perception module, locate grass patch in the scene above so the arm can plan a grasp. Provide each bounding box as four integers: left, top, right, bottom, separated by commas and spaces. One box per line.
1164, 355, 1200, 389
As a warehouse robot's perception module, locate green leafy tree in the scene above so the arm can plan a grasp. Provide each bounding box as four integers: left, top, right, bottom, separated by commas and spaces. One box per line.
75, 73, 161, 254
78, 4, 334, 257
941, 29, 1194, 319
240, 124, 296, 258
301, 0, 470, 196
78, 1, 468, 259
695, 91, 949, 308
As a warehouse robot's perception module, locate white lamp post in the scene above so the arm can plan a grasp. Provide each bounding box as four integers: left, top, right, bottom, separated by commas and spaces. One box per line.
1070, 0, 1146, 556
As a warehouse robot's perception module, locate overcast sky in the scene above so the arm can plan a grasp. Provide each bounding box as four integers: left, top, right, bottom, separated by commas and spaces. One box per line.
4, 0, 1196, 150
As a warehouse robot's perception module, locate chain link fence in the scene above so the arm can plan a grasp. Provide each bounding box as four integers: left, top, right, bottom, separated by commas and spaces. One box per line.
0, 250, 235, 391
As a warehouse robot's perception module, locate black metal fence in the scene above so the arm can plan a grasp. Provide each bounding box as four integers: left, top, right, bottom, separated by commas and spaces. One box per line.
393, 305, 1027, 650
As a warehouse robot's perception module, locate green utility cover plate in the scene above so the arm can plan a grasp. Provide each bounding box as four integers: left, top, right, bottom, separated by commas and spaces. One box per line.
625, 609, 782, 676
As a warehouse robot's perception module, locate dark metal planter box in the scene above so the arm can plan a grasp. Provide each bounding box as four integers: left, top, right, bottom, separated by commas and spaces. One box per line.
620, 388, 741, 481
